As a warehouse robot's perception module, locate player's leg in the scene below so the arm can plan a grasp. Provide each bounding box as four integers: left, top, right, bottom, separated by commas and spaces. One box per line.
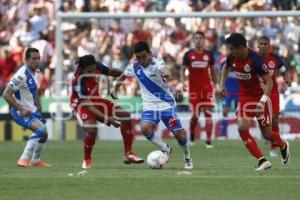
114, 105, 144, 164
269, 114, 279, 157
189, 93, 199, 145
141, 110, 170, 154
204, 107, 213, 148
220, 95, 231, 139
81, 119, 97, 169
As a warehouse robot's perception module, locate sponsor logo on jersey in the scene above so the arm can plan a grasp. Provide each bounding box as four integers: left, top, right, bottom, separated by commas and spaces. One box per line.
191, 56, 195, 59
137, 69, 141, 75
28, 79, 33, 84
191, 61, 208, 68
268, 61, 275, 69
244, 64, 251, 72
203, 55, 209, 61
235, 71, 251, 80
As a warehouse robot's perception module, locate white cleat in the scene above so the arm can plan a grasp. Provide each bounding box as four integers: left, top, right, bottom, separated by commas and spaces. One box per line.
82, 160, 92, 169
184, 158, 193, 170
255, 160, 271, 171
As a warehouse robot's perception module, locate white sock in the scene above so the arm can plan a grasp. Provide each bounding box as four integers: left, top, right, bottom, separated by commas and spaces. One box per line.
20, 138, 39, 160
146, 132, 169, 151
31, 142, 45, 164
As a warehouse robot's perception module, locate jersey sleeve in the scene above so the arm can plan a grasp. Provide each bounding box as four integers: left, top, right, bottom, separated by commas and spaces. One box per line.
225, 54, 233, 69
253, 54, 269, 76
72, 77, 88, 100
96, 61, 109, 75
273, 54, 286, 73
182, 51, 190, 65
209, 51, 215, 65
7, 72, 26, 91
157, 58, 168, 71
123, 63, 135, 77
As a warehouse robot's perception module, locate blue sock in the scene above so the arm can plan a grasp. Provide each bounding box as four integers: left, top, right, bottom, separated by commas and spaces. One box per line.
220, 118, 228, 137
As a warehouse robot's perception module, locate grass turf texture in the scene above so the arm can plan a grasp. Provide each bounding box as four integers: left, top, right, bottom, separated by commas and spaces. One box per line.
0, 140, 299, 200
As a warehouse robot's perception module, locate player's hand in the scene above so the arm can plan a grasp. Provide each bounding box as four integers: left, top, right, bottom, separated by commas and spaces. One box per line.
110, 89, 118, 100
255, 101, 265, 117
20, 108, 31, 118
107, 116, 121, 128
217, 86, 226, 98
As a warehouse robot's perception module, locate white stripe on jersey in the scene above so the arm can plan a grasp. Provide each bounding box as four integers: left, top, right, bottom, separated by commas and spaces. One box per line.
8, 66, 39, 112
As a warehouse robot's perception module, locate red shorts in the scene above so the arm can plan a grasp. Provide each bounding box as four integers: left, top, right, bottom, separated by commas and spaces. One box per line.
189, 89, 214, 112
271, 93, 280, 115
73, 98, 116, 125
237, 97, 273, 126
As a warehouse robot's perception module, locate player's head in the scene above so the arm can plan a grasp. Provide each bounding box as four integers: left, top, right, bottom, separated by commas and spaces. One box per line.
134, 41, 151, 67
77, 55, 96, 74
193, 31, 205, 49
25, 47, 40, 71
225, 33, 247, 58
257, 36, 270, 55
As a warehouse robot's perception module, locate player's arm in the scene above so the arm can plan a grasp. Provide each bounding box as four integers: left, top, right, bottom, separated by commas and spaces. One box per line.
3, 86, 30, 117
181, 64, 187, 83
160, 67, 170, 83
209, 63, 219, 89
111, 74, 127, 100
277, 56, 290, 86
219, 63, 230, 98
35, 90, 42, 112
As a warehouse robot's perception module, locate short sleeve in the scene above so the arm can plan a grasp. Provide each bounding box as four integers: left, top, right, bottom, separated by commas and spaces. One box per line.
8, 73, 26, 91
123, 63, 135, 77
253, 54, 268, 76
96, 61, 109, 75
225, 54, 233, 69
157, 58, 168, 71
209, 52, 215, 65
182, 51, 190, 65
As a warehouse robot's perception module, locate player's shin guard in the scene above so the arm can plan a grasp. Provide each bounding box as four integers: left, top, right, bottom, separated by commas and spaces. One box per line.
83, 134, 96, 161
205, 112, 213, 142
239, 129, 263, 159
190, 115, 198, 142
120, 120, 134, 154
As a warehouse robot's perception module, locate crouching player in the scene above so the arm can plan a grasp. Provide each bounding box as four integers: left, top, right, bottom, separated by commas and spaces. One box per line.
112, 41, 193, 169
70, 55, 144, 169
3, 48, 50, 167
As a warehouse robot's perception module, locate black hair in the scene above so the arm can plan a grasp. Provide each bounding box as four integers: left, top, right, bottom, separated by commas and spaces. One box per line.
77, 55, 96, 69
25, 47, 39, 59
193, 31, 205, 38
225, 33, 247, 48
258, 35, 270, 43
134, 41, 151, 53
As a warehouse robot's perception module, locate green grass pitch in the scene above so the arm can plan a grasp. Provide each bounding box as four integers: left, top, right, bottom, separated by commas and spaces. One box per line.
0, 140, 299, 200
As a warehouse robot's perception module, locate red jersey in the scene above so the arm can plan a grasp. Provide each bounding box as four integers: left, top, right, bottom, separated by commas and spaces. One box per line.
262, 53, 285, 96
225, 49, 269, 98
182, 49, 215, 91
70, 62, 109, 109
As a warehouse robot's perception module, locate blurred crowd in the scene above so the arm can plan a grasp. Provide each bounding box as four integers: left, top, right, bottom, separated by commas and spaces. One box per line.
1, 0, 300, 99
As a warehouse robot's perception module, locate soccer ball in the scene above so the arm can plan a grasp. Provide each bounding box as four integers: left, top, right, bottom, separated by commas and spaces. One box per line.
146, 150, 168, 169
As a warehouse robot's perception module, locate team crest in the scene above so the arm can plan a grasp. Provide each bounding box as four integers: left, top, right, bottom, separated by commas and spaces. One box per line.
191, 56, 195, 60
244, 64, 251, 72
81, 113, 87, 119
203, 55, 209, 61
268, 61, 275, 69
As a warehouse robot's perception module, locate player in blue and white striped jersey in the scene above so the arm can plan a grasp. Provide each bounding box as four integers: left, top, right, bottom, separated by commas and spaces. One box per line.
112, 41, 193, 169
3, 48, 50, 167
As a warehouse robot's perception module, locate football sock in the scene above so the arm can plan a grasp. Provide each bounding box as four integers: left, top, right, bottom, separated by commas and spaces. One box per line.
20, 138, 37, 160
190, 115, 198, 142
239, 129, 263, 159
269, 131, 285, 148
220, 118, 228, 137
83, 134, 96, 161
177, 136, 190, 159
205, 112, 213, 142
31, 142, 45, 164
146, 132, 169, 152
120, 120, 133, 154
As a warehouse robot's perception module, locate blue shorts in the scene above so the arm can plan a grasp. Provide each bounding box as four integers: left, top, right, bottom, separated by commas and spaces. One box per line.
11, 108, 42, 129
141, 108, 183, 133
222, 94, 239, 110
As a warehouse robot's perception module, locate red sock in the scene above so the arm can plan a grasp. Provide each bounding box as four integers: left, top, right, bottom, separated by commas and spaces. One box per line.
83, 134, 96, 161
269, 131, 285, 148
190, 115, 198, 141
205, 112, 213, 142
239, 129, 263, 159
120, 120, 133, 155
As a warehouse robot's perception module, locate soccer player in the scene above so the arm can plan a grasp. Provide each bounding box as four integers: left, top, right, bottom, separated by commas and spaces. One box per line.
112, 41, 193, 169
3, 47, 50, 167
219, 33, 290, 170
70, 55, 144, 169
220, 62, 239, 139
182, 31, 218, 148
257, 36, 288, 157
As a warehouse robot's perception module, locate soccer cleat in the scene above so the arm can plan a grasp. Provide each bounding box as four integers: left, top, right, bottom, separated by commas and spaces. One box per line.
269, 149, 278, 157
189, 141, 195, 146
184, 158, 193, 170
82, 159, 92, 169
162, 144, 172, 156
31, 160, 51, 167
205, 141, 214, 149
123, 152, 144, 164
255, 158, 271, 171
280, 141, 290, 166
17, 159, 30, 167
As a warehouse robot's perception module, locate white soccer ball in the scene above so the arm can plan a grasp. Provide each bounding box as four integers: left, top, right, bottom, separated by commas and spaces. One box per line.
147, 150, 168, 169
